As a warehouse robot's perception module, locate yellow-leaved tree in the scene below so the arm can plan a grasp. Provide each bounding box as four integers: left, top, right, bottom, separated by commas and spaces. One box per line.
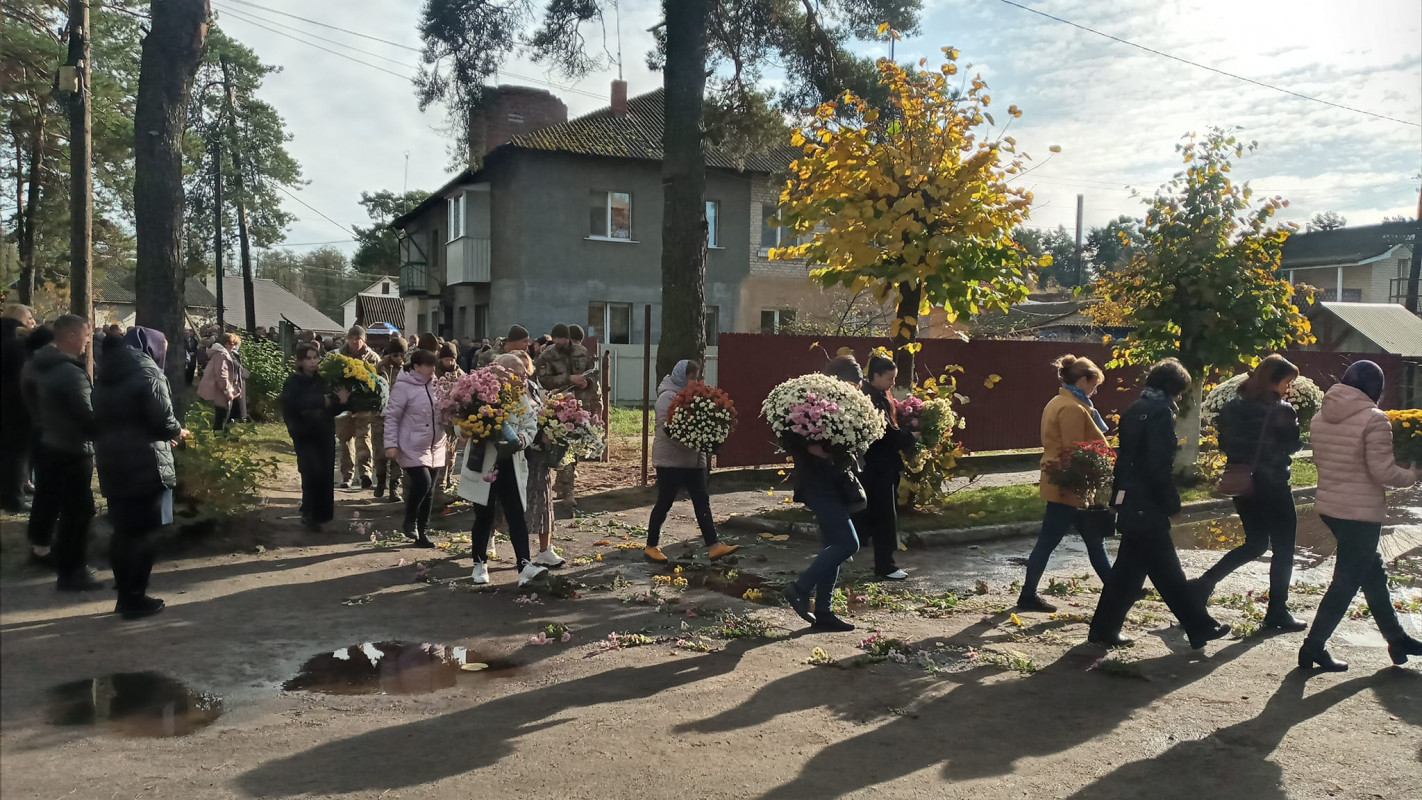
771, 47, 1050, 384
1089, 128, 1314, 472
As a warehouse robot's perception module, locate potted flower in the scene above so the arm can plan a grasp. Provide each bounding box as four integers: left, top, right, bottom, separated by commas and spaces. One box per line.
1043, 440, 1117, 537
1386, 409, 1422, 468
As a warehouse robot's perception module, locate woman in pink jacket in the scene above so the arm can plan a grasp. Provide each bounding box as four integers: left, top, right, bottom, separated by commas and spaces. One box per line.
196, 332, 247, 430
383, 349, 447, 548
1300, 360, 1421, 672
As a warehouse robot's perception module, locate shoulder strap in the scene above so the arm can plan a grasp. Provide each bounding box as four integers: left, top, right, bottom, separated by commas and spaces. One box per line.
1248, 403, 1274, 466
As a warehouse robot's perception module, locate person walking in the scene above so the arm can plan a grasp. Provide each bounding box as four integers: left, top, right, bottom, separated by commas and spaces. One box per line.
854, 354, 916, 581
197, 332, 247, 430
94, 328, 188, 619
372, 337, 407, 502
535, 324, 589, 504
507, 349, 566, 570
1190, 354, 1307, 632
642, 360, 740, 565
1, 304, 38, 513
1298, 361, 1422, 671
29, 314, 102, 592
282, 343, 351, 531
782, 356, 868, 633
1018, 355, 1115, 612
1089, 359, 1232, 649
384, 349, 447, 547
436, 341, 466, 492
461, 353, 546, 587
336, 326, 382, 490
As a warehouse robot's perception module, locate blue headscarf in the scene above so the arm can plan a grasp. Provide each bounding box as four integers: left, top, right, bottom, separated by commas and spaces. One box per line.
669, 359, 691, 391
1065, 383, 1109, 433
124, 326, 168, 368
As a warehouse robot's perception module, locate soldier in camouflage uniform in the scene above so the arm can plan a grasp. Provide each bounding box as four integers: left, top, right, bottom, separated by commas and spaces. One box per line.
536, 324, 601, 502
478, 325, 531, 368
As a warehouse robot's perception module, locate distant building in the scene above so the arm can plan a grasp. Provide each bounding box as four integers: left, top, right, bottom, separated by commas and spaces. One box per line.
340, 276, 402, 331
95, 272, 216, 328
201, 276, 345, 334
1282, 222, 1415, 307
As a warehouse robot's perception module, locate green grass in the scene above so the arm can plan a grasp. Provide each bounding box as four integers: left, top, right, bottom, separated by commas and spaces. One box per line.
608, 406, 647, 437
247, 421, 297, 467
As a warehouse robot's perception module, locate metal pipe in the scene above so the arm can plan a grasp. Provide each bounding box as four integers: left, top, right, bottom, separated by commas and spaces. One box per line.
601, 349, 612, 463
641, 303, 652, 487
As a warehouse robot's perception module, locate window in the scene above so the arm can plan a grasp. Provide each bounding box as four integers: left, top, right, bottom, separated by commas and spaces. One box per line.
381, 281, 390, 295
760, 308, 797, 334
457, 306, 468, 337
705, 200, 720, 248
446, 194, 465, 241
704, 306, 720, 346
417, 312, 428, 335
474, 304, 489, 339
1403, 258, 1411, 278
589, 301, 633, 344
590, 190, 632, 240
760, 204, 796, 250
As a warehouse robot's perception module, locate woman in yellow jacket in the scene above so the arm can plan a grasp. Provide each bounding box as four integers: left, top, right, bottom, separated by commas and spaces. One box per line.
1018, 355, 1115, 612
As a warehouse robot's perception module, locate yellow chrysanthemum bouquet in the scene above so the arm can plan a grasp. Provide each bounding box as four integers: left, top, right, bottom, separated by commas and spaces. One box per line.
318, 353, 384, 411
1386, 408, 1422, 467
436, 365, 524, 446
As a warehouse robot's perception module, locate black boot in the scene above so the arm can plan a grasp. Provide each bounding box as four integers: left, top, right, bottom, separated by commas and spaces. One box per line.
115, 594, 165, 620
1016, 593, 1057, 613
782, 583, 816, 626
811, 612, 855, 632
1298, 639, 1348, 672
1263, 605, 1308, 633
1386, 634, 1422, 666
1189, 622, 1232, 650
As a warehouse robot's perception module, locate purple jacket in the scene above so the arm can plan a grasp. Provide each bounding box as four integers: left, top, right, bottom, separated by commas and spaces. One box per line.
383, 368, 447, 469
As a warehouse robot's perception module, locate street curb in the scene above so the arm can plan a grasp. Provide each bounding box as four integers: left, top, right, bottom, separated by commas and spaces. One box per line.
722, 485, 1319, 549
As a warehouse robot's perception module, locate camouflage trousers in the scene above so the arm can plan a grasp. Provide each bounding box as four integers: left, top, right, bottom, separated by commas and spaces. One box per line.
554, 461, 576, 501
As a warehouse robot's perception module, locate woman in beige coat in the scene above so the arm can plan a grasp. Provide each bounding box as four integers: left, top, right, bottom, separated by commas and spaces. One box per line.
1018, 355, 1114, 612
196, 332, 247, 430
1298, 360, 1421, 671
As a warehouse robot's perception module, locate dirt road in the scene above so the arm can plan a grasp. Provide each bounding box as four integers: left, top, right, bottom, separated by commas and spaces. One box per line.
2, 467, 1419, 799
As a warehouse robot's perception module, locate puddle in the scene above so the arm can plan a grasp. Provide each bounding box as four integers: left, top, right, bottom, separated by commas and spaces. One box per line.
283, 642, 520, 695
48, 672, 223, 738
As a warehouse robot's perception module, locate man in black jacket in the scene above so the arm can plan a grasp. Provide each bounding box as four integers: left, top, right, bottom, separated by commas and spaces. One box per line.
283, 343, 350, 531
1089, 359, 1230, 649
29, 314, 103, 591
1, 304, 37, 513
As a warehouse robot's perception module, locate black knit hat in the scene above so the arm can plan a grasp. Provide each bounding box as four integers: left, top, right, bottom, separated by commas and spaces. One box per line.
506, 324, 530, 343
568, 324, 585, 341
438, 341, 458, 359
551, 323, 570, 339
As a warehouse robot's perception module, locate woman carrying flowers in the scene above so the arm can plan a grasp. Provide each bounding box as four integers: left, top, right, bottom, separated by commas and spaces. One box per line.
519, 351, 566, 570
643, 360, 740, 564
1298, 360, 1422, 671
281, 343, 351, 532
1089, 359, 1230, 649
854, 354, 916, 581
769, 356, 885, 633
384, 349, 447, 548
1018, 355, 1115, 613
460, 353, 547, 587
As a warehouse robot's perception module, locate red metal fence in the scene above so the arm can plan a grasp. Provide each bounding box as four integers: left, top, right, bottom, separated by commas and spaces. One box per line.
714, 333, 1404, 467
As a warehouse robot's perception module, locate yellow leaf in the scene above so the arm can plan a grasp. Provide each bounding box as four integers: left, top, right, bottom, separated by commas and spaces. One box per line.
771, 534, 790, 541
984, 374, 1002, 388
1009, 613, 1025, 627
460, 663, 490, 672
877, 21, 891, 34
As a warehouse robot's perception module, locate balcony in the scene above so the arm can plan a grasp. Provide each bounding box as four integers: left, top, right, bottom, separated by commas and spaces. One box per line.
401, 263, 429, 296
447, 236, 491, 284
1316, 288, 1363, 303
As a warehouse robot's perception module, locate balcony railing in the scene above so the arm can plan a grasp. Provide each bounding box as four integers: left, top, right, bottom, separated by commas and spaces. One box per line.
400, 263, 429, 295
1316, 288, 1363, 303
447, 236, 491, 284
1390, 276, 1416, 305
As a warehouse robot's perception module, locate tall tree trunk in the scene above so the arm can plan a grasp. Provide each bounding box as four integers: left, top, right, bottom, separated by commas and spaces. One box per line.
67, 0, 93, 357
1405, 205, 1420, 314
220, 54, 257, 332
891, 280, 922, 388
134, 0, 208, 389
655, 0, 709, 381
17, 120, 44, 305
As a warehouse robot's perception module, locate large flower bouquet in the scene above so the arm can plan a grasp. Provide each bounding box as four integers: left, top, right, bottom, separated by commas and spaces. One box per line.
1201, 373, 1324, 430
319, 353, 383, 412
1044, 440, 1117, 508
437, 366, 524, 444
761, 373, 885, 463
666, 383, 737, 453
537, 392, 605, 466
896, 372, 969, 507
1387, 409, 1422, 466
431, 370, 462, 425
895, 393, 959, 452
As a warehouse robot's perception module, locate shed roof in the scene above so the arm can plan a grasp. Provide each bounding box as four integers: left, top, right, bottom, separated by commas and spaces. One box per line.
1316, 302, 1422, 358
212, 277, 345, 333
96, 271, 216, 307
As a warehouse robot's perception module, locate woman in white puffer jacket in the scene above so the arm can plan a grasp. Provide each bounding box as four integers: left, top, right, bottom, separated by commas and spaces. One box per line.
1300, 360, 1421, 672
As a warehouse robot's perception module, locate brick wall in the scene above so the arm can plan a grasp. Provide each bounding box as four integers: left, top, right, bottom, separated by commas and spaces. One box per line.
749, 179, 805, 278
467, 86, 568, 165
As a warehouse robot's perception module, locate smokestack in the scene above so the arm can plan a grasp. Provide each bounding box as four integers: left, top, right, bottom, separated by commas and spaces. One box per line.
611, 80, 629, 115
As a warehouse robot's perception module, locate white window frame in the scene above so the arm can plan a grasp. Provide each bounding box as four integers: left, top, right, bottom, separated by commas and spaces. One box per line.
589, 190, 634, 242
760, 203, 797, 253
447, 194, 466, 241
706, 200, 721, 249
704, 306, 720, 345
589, 301, 634, 344
760, 308, 797, 334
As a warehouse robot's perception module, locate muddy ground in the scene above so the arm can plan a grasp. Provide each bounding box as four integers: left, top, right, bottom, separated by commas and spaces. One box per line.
1, 464, 1419, 800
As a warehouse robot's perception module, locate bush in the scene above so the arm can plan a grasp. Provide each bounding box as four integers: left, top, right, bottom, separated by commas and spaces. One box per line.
173, 405, 276, 524
240, 337, 292, 422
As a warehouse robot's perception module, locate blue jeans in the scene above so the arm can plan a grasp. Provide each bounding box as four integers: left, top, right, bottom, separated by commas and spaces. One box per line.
1022, 501, 1112, 596
793, 490, 860, 613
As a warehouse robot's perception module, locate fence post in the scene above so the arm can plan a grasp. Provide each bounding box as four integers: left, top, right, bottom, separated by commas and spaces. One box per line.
601, 349, 611, 462
641, 304, 652, 487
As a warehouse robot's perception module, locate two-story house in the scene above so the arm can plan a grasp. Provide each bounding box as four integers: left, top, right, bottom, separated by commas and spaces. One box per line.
1282, 221, 1415, 306
391, 82, 813, 346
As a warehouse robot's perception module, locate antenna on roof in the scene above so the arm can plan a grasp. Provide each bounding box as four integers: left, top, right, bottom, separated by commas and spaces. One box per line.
614, 0, 624, 80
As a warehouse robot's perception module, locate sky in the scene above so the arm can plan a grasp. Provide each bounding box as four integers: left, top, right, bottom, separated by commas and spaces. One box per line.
211, 0, 1422, 257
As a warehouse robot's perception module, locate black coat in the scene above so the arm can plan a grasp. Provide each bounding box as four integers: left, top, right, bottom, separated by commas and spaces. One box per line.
1112, 392, 1182, 528
0, 318, 29, 441
860, 382, 915, 481
1217, 393, 1301, 486
281, 370, 340, 442
93, 343, 182, 500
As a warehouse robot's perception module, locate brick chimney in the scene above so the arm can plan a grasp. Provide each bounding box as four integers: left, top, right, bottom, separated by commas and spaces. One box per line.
466, 85, 569, 168
611, 79, 629, 115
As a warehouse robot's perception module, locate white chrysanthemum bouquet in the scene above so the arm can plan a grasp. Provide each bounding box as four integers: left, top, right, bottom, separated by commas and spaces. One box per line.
761, 373, 886, 462
665, 383, 737, 453
1201, 372, 1323, 430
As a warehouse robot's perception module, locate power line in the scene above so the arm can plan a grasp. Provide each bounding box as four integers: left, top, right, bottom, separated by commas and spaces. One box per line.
214, 8, 413, 81
214, 4, 417, 70
993, 0, 1421, 129
274, 238, 358, 247
272, 183, 359, 237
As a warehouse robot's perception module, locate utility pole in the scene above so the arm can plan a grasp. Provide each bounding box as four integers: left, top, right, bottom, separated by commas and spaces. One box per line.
1406, 189, 1421, 315
211, 133, 225, 330
220, 54, 257, 333
65, 0, 92, 372
1074, 193, 1085, 288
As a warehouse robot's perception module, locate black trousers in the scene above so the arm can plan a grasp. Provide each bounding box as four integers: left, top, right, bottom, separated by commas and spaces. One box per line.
293, 435, 335, 525
852, 472, 901, 575
0, 424, 30, 511
647, 467, 719, 547
108, 494, 163, 600
30, 446, 95, 579
212, 398, 248, 431
1307, 516, 1406, 645
1091, 519, 1217, 641
471, 459, 531, 569
403, 466, 435, 535
1201, 480, 1296, 609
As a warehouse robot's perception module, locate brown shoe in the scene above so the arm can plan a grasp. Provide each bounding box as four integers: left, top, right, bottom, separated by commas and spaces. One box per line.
708, 542, 740, 560
643, 546, 668, 563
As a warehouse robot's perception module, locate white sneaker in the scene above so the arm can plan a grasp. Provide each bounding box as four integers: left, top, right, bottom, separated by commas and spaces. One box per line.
470, 563, 490, 584
533, 548, 565, 568
517, 563, 549, 587
882, 569, 909, 581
